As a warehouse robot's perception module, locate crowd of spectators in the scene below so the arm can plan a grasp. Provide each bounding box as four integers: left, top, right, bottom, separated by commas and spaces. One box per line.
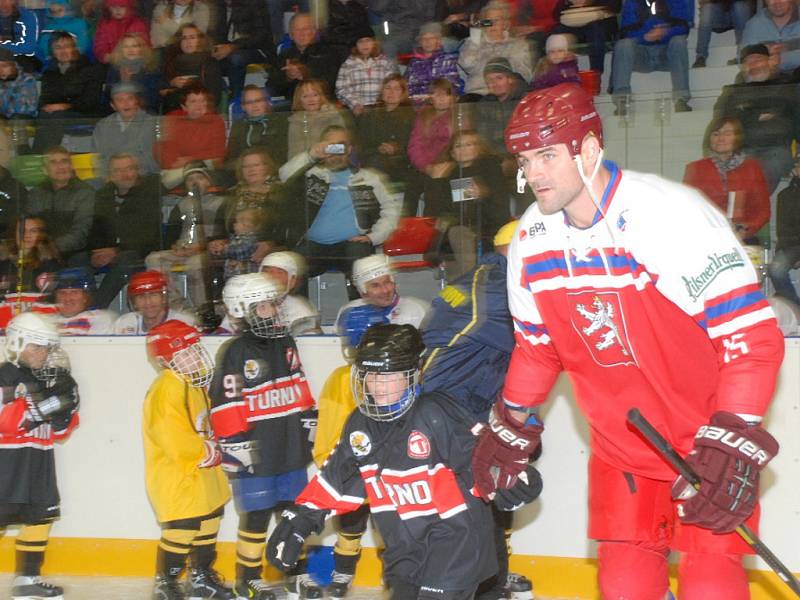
0, 0, 797, 334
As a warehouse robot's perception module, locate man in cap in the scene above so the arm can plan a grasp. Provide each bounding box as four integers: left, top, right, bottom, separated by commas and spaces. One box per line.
53, 266, 117, 334
475, 57, 526, 159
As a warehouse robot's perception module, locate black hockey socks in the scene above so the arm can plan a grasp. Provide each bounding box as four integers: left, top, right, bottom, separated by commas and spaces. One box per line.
236, 509, 270, 582
158, 526, 197, 579
190, 513, 222, 570
15, 523, 51, 576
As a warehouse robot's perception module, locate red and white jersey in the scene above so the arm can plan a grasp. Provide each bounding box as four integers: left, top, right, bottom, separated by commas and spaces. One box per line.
113, 308, 197, 335
505, 163, 785, 480
55, 309, 118, 335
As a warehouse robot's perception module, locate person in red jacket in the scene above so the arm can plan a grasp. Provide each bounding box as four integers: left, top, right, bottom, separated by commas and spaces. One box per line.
93, 0, 150, 64
683, 117, 770, 242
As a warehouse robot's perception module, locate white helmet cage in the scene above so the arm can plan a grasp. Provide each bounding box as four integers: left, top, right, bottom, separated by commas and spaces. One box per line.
351, 366, 420, 421
224, 273, 288, 338
169, 342, 215, 388
5, 313, 60, 367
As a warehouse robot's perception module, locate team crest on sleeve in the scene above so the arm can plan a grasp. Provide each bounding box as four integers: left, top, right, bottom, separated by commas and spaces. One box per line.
407, 430, 431, 459
243, 359, 261, 380
285, 347, 300, 371
568, 291, 638, 367
350, 430, 372, 457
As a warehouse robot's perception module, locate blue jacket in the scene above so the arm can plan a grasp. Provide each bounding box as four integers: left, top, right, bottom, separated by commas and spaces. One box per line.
421, 252, 515, 420
0, 9, 39, 57
37, 15, 91, 62
741, 8, 800, 72
619, 0, 692, 44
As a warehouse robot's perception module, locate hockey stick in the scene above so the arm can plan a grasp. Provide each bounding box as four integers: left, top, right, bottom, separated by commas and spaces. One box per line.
627, 408, 800, 598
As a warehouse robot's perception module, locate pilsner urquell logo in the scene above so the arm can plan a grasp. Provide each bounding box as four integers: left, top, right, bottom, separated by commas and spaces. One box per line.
682, 248, 745, 300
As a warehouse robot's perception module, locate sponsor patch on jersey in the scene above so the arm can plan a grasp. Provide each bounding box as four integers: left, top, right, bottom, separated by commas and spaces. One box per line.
568, 290, 637, 367
285, 347, 300, 372
407, 430, 431, 459
350, 430, 372, 457
682, 247, 746, 301
243, 359, 261, 380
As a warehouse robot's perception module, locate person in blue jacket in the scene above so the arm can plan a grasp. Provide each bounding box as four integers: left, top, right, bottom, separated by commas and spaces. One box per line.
0, 0, 40, 72
611, 0, 694, 114
36, 0, 91, 64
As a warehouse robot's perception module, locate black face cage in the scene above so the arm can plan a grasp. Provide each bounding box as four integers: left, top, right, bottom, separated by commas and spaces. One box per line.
32, 347, 70, 388
350, 366, 419, 422
244, 303, 288, 338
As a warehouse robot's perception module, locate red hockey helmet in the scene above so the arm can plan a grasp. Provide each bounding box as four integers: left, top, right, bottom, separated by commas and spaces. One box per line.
129, 270, 168, 297
147, 320, 214, 387
505, 83, 603, 157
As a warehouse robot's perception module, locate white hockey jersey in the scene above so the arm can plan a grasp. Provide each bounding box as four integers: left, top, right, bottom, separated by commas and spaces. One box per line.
113, 308, 197, 335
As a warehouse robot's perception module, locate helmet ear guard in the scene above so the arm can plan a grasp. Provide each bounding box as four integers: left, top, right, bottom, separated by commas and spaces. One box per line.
5, 313, 60, 367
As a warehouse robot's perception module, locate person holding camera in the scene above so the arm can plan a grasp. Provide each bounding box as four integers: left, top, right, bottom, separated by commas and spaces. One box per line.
278, 125, 401, 295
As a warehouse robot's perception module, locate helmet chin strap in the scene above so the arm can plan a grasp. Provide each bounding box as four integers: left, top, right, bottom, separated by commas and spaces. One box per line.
573, 147, 605, 216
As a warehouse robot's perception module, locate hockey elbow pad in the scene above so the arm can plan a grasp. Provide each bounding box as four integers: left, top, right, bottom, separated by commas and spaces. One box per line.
267, 505, 325, 572
219, 435, 260, 474
493, 465, 543, 511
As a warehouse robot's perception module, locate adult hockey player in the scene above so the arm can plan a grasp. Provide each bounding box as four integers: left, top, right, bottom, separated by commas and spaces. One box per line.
0, 313, 79, 600
335, 254, 428, 336
259, 252, 321, 335
420, 220, 532, 600
266, 324, 543, 600
52, 267, 117, 335
470, 83, 785, 600
114, 270, 196, 335
143, 320, 233, 600
210, 273, 319, 600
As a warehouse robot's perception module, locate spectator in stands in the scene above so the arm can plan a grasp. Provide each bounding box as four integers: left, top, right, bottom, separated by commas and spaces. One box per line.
53, 266, 117, 333
611, 0, 693, 114
741, 0, 800, 73
419, 129, 508, 277
37, 0, 91, 62
683, 117, 770, 241
279, 125, 401, 289
0, 216, 61, 295
0, 0, 40, 72
158, 84, 226, 189
474, 57, 525, 174
768, 172, 800, 307
0, 133, 26, 239
532, 33, 580, 89
207, 0, 276, 100
33, 31, 106, 153
225, 85, 288, 170
150, 0, 211, 49
210, 148, 301, 263
405, 21, 464, 104
0, 47, 37, 119
92, 82, 160, 176
105, 32, 161, 112
286, 78, 349, 158
551, 0, 620, 74
335, 29, 398, 116
272, 12, 341, 102
219, 205, 262, 279
713, 43, 800, 192
93, 0, 150, 64
458, 0, 534, 97
356, 73, 414, 182
160, 23, 224, 112
146, 161, 223, 306
323, 0, 372, 63
259, 250, 321, 335
511, 0, 560, 52
27, 146, 95, 263
113, 269, 196, 333
86, 153, 162, 307
692, 0, 752, 68
368, 0, 442, 58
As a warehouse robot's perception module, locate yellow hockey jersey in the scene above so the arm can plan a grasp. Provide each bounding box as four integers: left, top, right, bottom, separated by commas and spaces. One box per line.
312, 365, 357, 467
143, 370, 230, 523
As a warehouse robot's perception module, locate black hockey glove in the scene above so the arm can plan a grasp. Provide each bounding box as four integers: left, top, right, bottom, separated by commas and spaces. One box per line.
267, 506, 325, 572
493, 466, 543, 511
219, 435, 259, 474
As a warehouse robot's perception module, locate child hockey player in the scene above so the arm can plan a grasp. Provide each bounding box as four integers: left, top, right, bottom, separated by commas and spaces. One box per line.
267, 324, 542, 600
0, 313, 79, 600
210, 273, 318, 600
143, 320, 232, 600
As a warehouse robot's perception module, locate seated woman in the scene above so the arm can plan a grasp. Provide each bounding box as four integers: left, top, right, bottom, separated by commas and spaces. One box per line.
37, 0, 92, 63
419, 129, 508, 278
334, 30, 398, 116
356, 74, 415, 183
33, 31, 106, 153
150, 0, 212, 49
93, 0, 150, 64
0, 216, 62, 297
105, 32, 161, 112
286, 79, 349, 158
405, 21, 463, 105
683, 116, 770, 243
159, 23, 224, 113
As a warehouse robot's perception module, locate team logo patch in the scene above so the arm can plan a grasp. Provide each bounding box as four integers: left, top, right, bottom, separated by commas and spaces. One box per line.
568, 291, 637, 367
350, 430, 372, 457
285, 347, 300, 371
519, 228, 527, 241
407, 430, 430, 459
243, 359, 260, 380
616, 209, 630, 232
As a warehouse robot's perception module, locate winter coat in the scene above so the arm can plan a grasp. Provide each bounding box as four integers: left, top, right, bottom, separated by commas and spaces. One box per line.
458, 32, 534, 95
93, 0, 149, 63
38, 55, 106, 116
405, 49, 464, 101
